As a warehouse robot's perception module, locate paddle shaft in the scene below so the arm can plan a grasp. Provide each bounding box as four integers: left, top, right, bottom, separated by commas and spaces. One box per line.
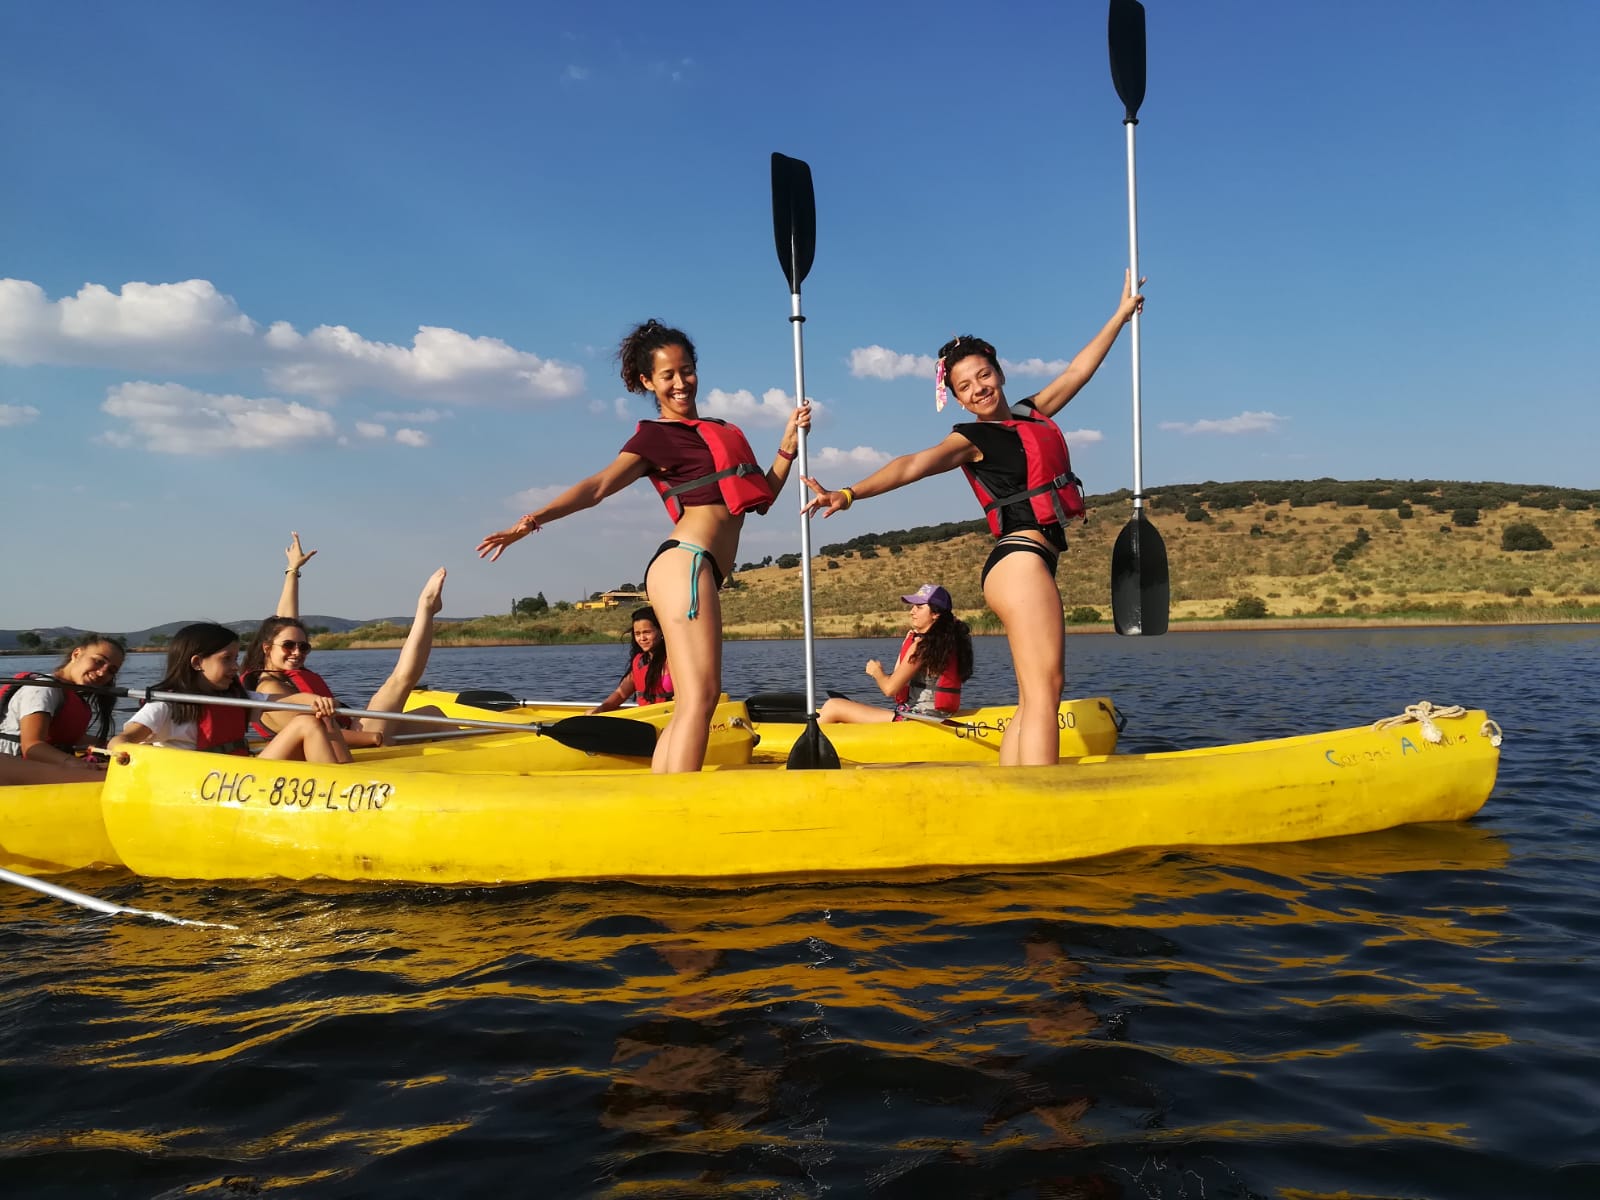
1124, 118, 1144, 510
13, 674, 607, 737
0, 865, 235, 928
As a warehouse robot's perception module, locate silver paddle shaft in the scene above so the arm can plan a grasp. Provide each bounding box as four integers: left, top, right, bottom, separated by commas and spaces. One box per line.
789, 291, 820, 715
1124, 116, 1144, 513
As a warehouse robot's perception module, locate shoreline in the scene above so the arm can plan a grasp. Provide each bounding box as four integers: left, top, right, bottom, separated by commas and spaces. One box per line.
196, 614, 1600, 653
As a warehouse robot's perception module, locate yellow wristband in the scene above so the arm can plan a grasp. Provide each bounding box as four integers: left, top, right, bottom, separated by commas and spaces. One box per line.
839, 486, 855, 510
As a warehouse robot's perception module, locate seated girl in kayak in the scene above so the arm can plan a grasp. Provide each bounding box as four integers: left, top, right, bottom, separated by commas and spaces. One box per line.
803, 275, 1142, 765
589, 606, 673, 713
110, 622, 349, 762
478, 319, 810, 773
819, 584, 974, 725
0, 634, 126, 770
241, 536, 447, 745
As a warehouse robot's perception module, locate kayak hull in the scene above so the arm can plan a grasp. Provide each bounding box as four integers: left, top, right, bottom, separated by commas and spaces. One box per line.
96, 707, 1500, 885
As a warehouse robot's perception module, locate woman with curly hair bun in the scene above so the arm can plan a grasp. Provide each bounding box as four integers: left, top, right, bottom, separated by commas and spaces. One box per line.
478, 319, 811, 773
803, 275, 1142, 765
819, 584, 973, 725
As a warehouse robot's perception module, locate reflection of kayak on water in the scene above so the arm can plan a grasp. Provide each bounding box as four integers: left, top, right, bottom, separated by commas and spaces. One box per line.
32, 702, 1496, 885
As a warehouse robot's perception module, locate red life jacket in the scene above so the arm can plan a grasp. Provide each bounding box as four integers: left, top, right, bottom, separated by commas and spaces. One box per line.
643, 418, 775, 521
242, 667, 351, 737
892, 632, 964, 715
195, 703, 251, 756
630, 652, 674, 704
960, 408, 1086, 536
0, 671, 93, 752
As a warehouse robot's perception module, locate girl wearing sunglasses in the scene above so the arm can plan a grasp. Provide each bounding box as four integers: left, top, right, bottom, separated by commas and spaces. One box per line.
241, 533, 447, 745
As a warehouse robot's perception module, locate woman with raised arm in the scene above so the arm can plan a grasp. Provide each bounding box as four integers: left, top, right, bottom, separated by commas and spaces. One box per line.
241, 535, 446, 745
803, 276, 1142, 765
478, 319, 810, 773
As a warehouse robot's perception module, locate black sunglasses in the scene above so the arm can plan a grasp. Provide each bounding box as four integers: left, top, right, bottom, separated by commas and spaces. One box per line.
275, 640, 313, 653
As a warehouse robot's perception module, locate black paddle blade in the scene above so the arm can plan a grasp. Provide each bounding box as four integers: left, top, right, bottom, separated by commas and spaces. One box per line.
452, 689, 520, 711
1111, 512, 1170, 636
786, 716, 841, 771
539, 716, 658, 758
1108, 0, 1147, 121
770, 153, 816, 292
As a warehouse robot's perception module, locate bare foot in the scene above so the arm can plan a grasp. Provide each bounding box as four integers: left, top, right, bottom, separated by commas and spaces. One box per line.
418, 567, 446, 616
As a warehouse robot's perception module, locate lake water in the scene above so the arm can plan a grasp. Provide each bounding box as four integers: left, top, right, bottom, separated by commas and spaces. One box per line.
3, 627, 1599, 1197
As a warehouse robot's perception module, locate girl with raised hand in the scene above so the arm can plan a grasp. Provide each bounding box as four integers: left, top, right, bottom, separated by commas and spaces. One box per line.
819, 584, 973, 725
110, 622, 349, 762
803, 275, 1143, 765
0, 634, 126, 769
589, 606, 673, 714
477, 319, 810, 773
241, 543, 447, 745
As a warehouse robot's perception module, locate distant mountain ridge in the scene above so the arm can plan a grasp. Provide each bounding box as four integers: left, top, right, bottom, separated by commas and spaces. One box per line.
0, 615, 453, 652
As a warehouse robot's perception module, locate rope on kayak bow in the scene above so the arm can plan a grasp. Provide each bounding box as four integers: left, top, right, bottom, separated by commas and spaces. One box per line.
1372, 701, 1502, 747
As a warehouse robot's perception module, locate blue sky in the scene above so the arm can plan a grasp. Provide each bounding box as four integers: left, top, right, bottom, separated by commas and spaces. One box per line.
3, 0, 1595, 630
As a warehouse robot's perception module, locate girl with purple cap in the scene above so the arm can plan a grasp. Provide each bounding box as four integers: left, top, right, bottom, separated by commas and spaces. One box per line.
819, 583, 973, 725
802, 275, 1142, 764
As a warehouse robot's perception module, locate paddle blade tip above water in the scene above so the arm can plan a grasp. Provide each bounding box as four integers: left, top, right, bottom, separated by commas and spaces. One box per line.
1108, 0, 1147, 120
770, 152, 816, 292
1111, 513, 1170, 636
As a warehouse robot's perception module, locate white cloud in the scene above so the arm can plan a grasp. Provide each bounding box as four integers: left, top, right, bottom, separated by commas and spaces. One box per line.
263, 322, 584, 405
100, 382, 337, 455
849, 345, 936, 381
373, 407, 448, 423
0, 277, 585, 406
809, 444, 892, 472
1061, 428, 1105, 446
1001, 357, 1069, 377
356, 421, 388, 439
701, 386, 817, 427
1159, 411, 1286, 435
562, 64, 590, 82
0, 403, 40, 427
850, 345, 1070, 382
394, 428, 430, 447
0, 279, 258, 368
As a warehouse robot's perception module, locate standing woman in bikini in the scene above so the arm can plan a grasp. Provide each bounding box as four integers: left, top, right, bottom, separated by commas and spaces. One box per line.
477, 319, 810, 773
803, 275, 1143, 766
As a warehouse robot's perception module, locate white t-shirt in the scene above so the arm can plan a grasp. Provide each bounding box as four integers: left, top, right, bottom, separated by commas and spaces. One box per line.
124, 693, 270, 751
0, 680, 68, 756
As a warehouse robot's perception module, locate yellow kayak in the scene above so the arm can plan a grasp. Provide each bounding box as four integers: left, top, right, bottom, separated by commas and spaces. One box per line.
95, 704, 1502, 885
0, 780, 116, 874
741, 693, 1122, 763
406, 690, 1122, 764
387, 694, 754, 771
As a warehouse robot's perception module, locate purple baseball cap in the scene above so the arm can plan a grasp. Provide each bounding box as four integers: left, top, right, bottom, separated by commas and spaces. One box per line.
901, 583, 952, 612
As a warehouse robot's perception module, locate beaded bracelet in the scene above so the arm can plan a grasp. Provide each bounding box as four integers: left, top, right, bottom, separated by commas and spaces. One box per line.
776, 447, 797, 462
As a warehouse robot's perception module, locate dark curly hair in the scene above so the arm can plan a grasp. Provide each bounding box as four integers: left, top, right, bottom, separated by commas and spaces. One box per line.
912, 609, 974, 685
937, 334, 1003, 390
618, 319, 697, 402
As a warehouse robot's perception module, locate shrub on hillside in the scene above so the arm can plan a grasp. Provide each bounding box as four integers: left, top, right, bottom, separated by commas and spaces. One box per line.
1398, 504, 1414, 519
1223, 595, 1270, 619
1185, 505, 1210, 522
1501, 522, 1553, 552
1452, 508, 1480, 527
775, 553, 801, 569
1066, 606, 1101, 624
